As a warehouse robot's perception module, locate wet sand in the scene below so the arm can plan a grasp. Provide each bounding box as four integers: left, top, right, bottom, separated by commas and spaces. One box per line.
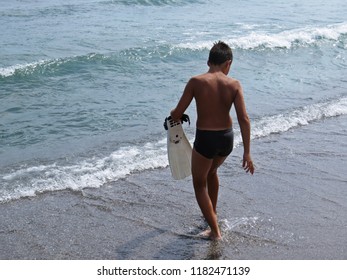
1, 116, 346, 260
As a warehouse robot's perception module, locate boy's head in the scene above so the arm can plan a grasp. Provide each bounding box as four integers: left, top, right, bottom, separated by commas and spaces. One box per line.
208, 41, 233, 65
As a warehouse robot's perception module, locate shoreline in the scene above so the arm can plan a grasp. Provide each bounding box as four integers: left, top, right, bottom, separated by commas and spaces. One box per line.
1, 116, 346, 260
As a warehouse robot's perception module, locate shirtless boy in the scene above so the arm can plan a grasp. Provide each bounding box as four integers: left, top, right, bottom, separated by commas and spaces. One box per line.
170, 41, 254, 240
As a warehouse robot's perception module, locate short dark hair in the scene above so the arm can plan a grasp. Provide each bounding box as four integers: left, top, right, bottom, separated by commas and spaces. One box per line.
208, 41, 233, 65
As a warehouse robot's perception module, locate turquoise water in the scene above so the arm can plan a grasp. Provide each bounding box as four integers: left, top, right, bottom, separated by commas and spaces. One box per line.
0, 0, 347, 259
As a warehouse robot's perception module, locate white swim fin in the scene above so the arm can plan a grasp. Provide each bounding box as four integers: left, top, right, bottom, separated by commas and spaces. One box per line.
166, 117, 192, 180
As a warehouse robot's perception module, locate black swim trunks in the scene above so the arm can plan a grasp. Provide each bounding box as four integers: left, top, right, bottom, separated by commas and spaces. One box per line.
194, 128, 234, 159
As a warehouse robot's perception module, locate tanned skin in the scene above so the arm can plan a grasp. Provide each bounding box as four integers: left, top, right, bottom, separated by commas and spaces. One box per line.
171, 50, 254, 240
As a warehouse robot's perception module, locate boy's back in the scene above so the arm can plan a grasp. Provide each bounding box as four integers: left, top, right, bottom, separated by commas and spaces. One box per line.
191, 71, 240, 131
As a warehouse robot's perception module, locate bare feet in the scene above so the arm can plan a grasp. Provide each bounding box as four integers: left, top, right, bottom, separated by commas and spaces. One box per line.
198, 228, 222, 241
198, 228, 211, 238
210, 231, 222, 241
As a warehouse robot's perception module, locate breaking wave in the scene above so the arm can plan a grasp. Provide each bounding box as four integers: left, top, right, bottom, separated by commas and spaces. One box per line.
1, 96, 346, 203
2, 22, 346, 80
103, 0, 202, 6
177, 23, 347, 50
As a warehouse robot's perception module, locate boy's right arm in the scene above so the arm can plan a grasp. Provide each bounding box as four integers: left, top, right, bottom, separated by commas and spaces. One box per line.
170, 78, 194, 121
233, 82, 254, 174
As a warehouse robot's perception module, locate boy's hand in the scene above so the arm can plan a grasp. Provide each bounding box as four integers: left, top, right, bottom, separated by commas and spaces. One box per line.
164, 114, 190, 130
243, 154, 254, 175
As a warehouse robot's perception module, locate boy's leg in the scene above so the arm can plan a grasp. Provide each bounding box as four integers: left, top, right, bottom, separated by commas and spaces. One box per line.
191, 148, 221, 240
207, 156, 228, 213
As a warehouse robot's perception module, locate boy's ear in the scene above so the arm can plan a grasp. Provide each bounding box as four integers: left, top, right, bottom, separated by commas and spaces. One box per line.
207, 60, 211, 67
224, 60, 232, 74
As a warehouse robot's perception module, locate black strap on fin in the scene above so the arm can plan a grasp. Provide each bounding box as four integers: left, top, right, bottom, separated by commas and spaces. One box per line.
181, 114, 190, 125
163, 114, 190, 130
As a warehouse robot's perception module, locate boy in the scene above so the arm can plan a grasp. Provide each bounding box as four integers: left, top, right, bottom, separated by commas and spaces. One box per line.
170, 41, 254, 240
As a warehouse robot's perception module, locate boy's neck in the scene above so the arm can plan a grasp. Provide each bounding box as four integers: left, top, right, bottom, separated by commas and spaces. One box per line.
208, 61, 231, 75
208, 65, 224, 73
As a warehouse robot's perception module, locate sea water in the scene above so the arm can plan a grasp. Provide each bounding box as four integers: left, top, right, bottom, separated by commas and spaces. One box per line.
0, 0, 346, 259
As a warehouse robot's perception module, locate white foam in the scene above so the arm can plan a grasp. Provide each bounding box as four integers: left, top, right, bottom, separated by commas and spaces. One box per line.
0, 139, 169, 202
0, 54, 100, 78
252, 97, 347, 138
221, 217, 260, 231
1, 97, 346, 203
2, 164, 57, 181
0, 60, 48, 77
176, 23, 347, 50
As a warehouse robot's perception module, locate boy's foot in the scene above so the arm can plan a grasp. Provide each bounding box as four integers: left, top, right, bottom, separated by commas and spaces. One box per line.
198, 229, 222, 241
198, 228, 211, 238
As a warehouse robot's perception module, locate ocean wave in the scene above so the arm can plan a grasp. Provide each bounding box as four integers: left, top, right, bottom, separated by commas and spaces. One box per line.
176, 23, 347, 50
0, 53, 129, 79
0, 46, 191, 79
0, 0, 201, 19
0, 3, 91, 19
2, 22, 346, 80
252, 96, 347, 139
1, 97, 346, 203
101, 0, 202, 6
0, 140, 168, 203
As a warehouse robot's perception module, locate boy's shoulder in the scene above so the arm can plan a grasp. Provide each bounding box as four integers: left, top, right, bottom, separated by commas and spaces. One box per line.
186, 74, 207, 87
189, 73, 241, 91
190, 73, 207, 80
